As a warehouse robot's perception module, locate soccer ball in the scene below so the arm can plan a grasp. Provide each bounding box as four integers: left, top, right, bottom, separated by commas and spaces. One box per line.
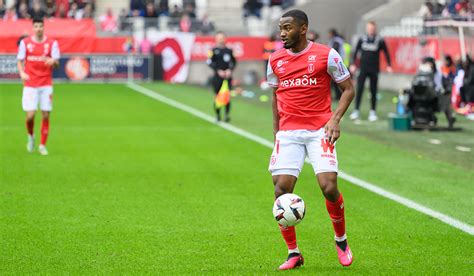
273, 193, 306, 227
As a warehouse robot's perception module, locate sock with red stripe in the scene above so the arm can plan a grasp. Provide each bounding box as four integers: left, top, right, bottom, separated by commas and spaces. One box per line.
279, 225, 300, 254
26, 119, 34, 137
40, 118, 49, 146
326, 194, 346, 243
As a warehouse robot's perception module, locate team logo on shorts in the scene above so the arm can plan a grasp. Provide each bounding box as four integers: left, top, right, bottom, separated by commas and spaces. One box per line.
271, 155, 277, 165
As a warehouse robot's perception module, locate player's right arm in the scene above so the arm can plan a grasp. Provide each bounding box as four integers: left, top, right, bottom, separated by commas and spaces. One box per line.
17, 39, 29, 81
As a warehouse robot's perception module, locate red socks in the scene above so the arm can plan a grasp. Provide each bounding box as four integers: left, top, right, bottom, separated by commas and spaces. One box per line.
279, 225, 298, 250
40, 118, 49, 146
26, 119, 34, 136
326, 194, 346, 239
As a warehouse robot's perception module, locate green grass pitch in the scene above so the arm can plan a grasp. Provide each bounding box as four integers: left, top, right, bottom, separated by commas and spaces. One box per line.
1, 83, 473, 274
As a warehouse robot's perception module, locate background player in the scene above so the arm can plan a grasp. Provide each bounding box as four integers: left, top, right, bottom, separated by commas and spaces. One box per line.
267, 10, 355, 270
206, 31, 236, 122
349, 21, 392, 122
17, 17, 60, 155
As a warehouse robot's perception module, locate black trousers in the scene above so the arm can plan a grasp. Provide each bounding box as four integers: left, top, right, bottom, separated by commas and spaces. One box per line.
355, 70, 379, 111
212, 76, 232, 117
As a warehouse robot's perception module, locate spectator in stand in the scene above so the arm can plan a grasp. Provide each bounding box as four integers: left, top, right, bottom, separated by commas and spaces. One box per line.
130, 0, 145, 16
0, 0, 6, 18
243, 0, 263, 19
82, 3, 93, 18
145, 2, 157, 18
4, 5, 18, 20
455, 0, 471, 16
29, 0, 46, 19
99, 8, 118, 32
199, 14, 215, 35
183, 3, 196, 18
157, 0, 169, 16
55, 0, 69, 18
18, 2, 30, 19
68, 2, 83, 20
179, 13, 192, 32
15, 0, 28, 16
169, 4, 182, 19
419, 1, 434, 19
44, 0, 55, 18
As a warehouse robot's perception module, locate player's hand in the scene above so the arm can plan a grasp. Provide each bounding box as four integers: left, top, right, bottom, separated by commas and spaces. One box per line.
387, 66, 393, 73
217, 70, 226, 79
20, 71, 29, 81
349, 65, 357, 74
44, 58, 56, 67
324, 118, 340, 144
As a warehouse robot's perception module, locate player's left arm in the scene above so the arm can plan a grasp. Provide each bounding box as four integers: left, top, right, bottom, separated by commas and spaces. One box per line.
226, 49, 237, 78
45, 40, 60, 68
326, 48, 355, 143
325, 78, 354, 143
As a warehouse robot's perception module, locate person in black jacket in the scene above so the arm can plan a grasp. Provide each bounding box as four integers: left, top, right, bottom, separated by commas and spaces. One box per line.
349, 21, 392, 122
207, 31, 236, 122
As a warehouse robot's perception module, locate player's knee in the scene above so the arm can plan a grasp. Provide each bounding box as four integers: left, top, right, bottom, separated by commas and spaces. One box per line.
41, 112, 50, 120
273, 178, 293, 198
320, 180, 339, 201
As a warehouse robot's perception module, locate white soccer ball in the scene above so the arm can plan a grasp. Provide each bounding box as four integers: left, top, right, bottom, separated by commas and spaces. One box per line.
273, 193, 306, 227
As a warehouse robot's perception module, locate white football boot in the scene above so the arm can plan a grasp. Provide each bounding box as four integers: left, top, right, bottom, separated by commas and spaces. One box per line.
38, 144, 49, 156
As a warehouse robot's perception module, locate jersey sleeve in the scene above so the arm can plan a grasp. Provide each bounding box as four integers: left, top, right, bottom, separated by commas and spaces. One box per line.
51, 40, 60, 59
327, 48, 350, 83
266, 55, 279, 87
17, 40, 26, 60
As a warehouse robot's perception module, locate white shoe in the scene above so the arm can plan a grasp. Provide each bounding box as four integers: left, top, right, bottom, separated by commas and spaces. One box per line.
39, 144, 48, 156
26, 135, 34, 153
349, 110, 360, 120
368, 110, 378, 122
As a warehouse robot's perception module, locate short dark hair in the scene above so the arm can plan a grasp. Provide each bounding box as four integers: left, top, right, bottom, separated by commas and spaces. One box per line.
281, 9, 308, 26
32, 17, 44, 24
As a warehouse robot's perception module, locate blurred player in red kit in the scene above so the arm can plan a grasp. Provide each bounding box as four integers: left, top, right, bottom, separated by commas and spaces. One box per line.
17, 17, 60, 155
267, 10, 355, 270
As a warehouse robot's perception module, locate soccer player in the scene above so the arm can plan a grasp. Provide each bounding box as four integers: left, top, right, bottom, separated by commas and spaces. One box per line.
17, 17, 60, 155
206, 31, 236, 122
267, 10, 355, 270
349, 21, 392, 122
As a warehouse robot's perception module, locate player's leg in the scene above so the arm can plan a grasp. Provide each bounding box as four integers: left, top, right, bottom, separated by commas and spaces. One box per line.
368, 72, 379, 122
38, 86, 53, 155
212, 76, 223, 122
350, 70, 367, 120
269, 130, 306, 270
306, 129, 353, 266
22, 87, 38, 152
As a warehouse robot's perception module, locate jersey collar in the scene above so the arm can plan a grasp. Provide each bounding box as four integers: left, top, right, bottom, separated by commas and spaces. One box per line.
286, 41, 313, 56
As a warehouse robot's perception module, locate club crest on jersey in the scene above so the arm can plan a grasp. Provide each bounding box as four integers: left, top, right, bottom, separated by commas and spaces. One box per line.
277, 60, 288, 68
27, 43, 34, 53
44, 43, 50, 55
308, 63, 314, 73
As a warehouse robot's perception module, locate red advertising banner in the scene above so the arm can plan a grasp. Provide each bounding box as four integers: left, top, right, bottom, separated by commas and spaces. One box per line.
381, 37, 474, 74
191, 36, 268, 61
0, 19, 97, 54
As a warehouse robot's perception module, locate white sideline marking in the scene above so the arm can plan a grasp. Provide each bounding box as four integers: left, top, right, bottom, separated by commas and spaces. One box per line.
127, 82, 474, 236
